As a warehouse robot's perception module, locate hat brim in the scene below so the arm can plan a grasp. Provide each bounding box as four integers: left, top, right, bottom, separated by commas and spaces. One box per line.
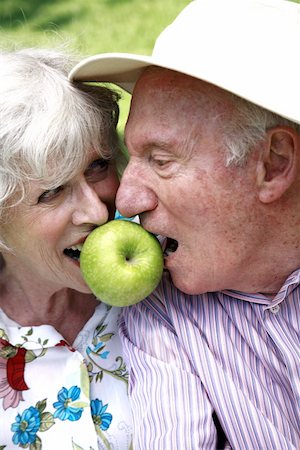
69, 53, 158, 93
69, 52, 228, 95
69, 51, 300, 125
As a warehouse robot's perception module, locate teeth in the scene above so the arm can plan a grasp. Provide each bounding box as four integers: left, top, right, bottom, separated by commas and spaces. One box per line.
70, 244, 83, 251
63, 243, 83, 261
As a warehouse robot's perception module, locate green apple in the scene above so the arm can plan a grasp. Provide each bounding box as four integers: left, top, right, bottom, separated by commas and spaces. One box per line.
80, 219, 164, 307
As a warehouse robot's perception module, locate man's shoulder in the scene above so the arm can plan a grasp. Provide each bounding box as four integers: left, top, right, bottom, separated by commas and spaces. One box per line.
122, 273, 209, 332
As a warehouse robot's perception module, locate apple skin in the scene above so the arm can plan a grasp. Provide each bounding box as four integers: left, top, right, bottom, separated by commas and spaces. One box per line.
80, 220, 164, 307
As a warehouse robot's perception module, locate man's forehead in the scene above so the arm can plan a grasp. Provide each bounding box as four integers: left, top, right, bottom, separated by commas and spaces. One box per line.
135, 66, 197, 91
134, 66, 231, 103
130, 67, 233, 125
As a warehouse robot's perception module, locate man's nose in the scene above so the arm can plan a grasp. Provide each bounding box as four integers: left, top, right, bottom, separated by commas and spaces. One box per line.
116, 163, 157, 217
72, 181, 109, 226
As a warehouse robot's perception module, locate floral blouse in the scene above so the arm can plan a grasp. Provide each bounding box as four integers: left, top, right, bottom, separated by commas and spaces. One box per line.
0, 302, 132, 450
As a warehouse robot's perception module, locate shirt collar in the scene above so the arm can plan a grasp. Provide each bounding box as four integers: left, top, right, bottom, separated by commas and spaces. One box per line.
221, 268, 300, 309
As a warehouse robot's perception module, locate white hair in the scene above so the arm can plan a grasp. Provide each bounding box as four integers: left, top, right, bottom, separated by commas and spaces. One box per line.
0, 48, 123, 249
223, 95, 300, 166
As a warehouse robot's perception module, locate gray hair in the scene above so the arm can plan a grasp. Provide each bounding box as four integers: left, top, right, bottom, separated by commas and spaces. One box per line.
223, 95, 300, 166
0, 48, 123, 251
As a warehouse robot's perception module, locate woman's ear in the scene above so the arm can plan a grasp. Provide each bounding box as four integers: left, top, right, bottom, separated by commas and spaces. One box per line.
257, 127, 300, 204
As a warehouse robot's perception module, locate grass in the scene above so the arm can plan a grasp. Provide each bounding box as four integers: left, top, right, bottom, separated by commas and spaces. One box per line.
0, 0, 190, 53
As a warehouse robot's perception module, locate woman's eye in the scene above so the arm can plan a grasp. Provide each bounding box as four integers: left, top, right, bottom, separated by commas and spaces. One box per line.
38, 186, 63, 203
85, 158, 110, 181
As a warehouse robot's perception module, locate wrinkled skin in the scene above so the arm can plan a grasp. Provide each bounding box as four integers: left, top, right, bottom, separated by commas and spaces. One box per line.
117, 68, 300, 295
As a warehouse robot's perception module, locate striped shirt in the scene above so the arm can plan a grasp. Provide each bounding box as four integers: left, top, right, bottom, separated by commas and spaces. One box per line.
120, 270, 300, 449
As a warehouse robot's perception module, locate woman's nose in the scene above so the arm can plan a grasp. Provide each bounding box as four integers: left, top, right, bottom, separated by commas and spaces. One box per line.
72, 181, 109, 226
116, 162, 157, 218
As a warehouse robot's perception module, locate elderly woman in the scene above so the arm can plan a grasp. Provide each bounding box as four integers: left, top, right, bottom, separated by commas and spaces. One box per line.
0, 49, 132, 449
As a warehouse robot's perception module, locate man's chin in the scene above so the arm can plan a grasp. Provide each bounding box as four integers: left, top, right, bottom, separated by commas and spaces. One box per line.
167, 269, 208, 296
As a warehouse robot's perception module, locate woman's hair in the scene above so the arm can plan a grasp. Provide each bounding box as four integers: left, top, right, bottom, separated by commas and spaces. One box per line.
0, 48, 124, 251
223, 94, 300, 166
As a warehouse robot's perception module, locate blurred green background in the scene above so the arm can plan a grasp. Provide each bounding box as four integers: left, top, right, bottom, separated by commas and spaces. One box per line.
0, 0, 190, 132
0, 0, 299, 133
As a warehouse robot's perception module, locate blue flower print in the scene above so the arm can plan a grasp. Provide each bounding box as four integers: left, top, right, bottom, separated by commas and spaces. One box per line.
91, 399, 113, 431
86, 341, 110, 359
53, 385, 83, 421
11, 406, 41, 446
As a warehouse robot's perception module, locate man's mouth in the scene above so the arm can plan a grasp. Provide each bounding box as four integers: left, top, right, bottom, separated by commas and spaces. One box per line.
164, 237, 178, 257
63, 243, 83, 261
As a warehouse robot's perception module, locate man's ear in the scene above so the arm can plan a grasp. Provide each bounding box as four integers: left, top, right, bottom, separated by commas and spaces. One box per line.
257, 127, 299, 204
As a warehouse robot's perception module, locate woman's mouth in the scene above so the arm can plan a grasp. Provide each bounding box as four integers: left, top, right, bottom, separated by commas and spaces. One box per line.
63, 243, 83, 261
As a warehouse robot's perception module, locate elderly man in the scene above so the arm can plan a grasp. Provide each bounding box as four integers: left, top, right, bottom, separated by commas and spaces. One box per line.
70, 0, 300, 448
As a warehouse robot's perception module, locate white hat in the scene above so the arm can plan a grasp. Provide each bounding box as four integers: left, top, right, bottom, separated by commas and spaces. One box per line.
69, 0, 300, 124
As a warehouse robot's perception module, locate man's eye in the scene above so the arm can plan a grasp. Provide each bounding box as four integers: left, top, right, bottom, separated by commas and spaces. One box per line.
38, 186, 63, 203
85, 158, 110, 181
149, 154, 177, 178
151, 157, 173, 169
155, 159, 169, 167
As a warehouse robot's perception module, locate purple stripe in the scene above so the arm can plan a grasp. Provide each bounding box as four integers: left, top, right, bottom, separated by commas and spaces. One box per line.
120, 270, 300, 449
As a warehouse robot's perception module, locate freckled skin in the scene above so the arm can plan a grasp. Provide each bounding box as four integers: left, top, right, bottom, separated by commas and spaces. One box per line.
117, 68, 300, 295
